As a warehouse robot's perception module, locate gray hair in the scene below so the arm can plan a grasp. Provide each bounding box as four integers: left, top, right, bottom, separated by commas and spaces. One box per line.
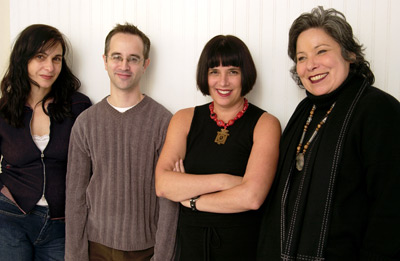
288, 6, 374, 87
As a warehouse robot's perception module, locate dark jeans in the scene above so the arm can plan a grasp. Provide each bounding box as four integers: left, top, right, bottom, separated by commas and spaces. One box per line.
0, 192, 65, 260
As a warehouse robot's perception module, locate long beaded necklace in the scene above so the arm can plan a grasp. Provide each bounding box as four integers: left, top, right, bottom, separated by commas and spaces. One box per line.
295, 102, 336, 171
209, 98, 249, 145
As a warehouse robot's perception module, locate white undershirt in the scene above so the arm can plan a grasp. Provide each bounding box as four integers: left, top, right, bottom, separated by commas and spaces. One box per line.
33, 134, 50, 206
33, 134, 49, 152
107, 98, 136, 112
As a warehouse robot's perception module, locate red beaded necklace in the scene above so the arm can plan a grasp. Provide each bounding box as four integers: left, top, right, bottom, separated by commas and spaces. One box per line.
209, 98, 249, 145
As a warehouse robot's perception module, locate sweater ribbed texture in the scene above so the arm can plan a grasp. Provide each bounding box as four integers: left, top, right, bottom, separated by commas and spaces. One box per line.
65, 95, 178, 261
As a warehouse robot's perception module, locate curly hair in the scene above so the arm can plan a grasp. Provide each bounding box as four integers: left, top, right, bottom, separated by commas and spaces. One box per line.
0, 24, 81, 128
288, 6, 374, 87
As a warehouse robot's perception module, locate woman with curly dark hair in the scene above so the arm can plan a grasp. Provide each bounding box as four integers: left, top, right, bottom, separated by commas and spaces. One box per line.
257, 6, 400, 260
0, 24, 91, 260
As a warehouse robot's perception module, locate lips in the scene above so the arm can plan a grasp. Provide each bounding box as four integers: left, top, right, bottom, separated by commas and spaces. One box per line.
40, 75, 54, 80
309, 73, 328, 83
217, 89, 232, 96
116, 72, 132, 79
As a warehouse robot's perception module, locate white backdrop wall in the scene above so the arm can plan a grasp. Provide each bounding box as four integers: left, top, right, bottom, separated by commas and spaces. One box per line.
0, 0, 10, 78
9, 0, 400, 128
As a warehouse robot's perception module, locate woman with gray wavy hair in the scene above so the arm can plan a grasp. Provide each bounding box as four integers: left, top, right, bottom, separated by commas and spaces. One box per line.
257, 6, 400, 260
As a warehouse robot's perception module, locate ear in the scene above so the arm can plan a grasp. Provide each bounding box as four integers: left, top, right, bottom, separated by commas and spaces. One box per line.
103, 54, 108, 70
143, 58, 150, 71
349, 52, 356, 63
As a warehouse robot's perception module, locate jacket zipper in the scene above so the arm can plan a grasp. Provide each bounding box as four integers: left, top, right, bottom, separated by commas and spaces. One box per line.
40, 152, 46, 202
28, 106, 49, 204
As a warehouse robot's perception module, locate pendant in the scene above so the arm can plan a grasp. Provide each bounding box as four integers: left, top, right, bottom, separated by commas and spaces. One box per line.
296, 153, 304, 171
215, 129, 230, 145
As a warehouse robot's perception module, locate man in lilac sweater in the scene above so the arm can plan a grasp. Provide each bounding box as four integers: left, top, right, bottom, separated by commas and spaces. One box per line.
65, 23, 178, 261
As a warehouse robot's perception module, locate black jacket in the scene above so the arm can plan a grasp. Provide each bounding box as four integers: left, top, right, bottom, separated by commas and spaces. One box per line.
257, 75, 400, 260
0, 92, 91, 218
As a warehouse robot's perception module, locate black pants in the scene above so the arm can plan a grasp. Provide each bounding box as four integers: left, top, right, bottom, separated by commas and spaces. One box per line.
176, 223, 259, 261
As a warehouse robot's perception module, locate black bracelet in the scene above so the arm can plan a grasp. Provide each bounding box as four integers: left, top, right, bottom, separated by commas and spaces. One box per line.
190, 196, 200, 211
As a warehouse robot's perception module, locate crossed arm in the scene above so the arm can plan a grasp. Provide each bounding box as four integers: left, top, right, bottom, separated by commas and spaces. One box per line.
155, 107, 281, 213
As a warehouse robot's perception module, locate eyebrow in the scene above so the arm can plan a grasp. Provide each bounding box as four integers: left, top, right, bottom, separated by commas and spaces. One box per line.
296, 44, 331, 56
314, 44, 331, 49
36, 52, 63, 57
208, 66, 240, 70
110, 52, 141, 58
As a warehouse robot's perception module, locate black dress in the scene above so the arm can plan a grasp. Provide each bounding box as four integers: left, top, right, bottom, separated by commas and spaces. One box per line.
176, 102, 265, 261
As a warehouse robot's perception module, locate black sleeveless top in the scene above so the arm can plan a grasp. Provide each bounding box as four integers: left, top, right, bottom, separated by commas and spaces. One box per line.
180, 102, 265, 227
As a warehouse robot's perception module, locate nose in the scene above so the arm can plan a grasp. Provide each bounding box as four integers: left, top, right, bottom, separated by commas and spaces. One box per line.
44, 58, 55, 72
306, 56, 318, 71
219, 72, 229, 86
120, 58, 130, 70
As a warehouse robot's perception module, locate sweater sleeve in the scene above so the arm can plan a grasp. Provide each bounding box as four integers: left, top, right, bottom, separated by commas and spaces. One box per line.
152, 197, 179, 261
65, 114, 92, 261
151, 111, 179, 261
357, 90, 400, 260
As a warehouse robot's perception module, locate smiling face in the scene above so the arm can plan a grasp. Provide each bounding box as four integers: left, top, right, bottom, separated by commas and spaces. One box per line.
27, 43, 63, 90
208, 65, 243, 109
296, 28, 351, 96
103, 33, 149, 93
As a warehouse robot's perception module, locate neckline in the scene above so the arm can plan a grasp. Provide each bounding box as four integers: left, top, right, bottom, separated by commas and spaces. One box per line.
209, 98, 249, 129
306, 73, 354, 108
104, 95, 147, 114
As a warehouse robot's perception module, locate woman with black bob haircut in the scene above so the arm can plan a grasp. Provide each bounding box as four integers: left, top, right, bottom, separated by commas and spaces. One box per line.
156, 35, 280, 260
196, 35, 257, 96
0, 24, 91, 260
257, 6, 400, 260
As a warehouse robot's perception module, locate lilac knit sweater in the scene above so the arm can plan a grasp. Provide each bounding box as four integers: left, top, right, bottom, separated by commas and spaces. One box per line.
65, 95, 178, 261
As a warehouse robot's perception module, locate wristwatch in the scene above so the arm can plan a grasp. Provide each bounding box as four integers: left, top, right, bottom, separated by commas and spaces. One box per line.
190, 196, 200, 211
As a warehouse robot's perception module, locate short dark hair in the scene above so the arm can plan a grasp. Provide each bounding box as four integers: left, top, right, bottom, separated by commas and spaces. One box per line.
104, 23, 151, 60
0, 24, 80, 128
196, 35, 257, 96
288, 6, 374, 87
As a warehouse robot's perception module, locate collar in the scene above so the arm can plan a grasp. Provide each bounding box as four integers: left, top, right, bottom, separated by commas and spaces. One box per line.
306, 73, 354, 108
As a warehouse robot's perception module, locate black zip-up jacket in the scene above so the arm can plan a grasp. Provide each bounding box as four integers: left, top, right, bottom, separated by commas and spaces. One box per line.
0, 92, 91, 218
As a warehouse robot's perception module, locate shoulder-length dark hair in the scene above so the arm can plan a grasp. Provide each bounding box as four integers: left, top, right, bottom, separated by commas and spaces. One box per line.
196, 35, 257, 96
0, 24, 81, 128
288, 6, 374, 87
